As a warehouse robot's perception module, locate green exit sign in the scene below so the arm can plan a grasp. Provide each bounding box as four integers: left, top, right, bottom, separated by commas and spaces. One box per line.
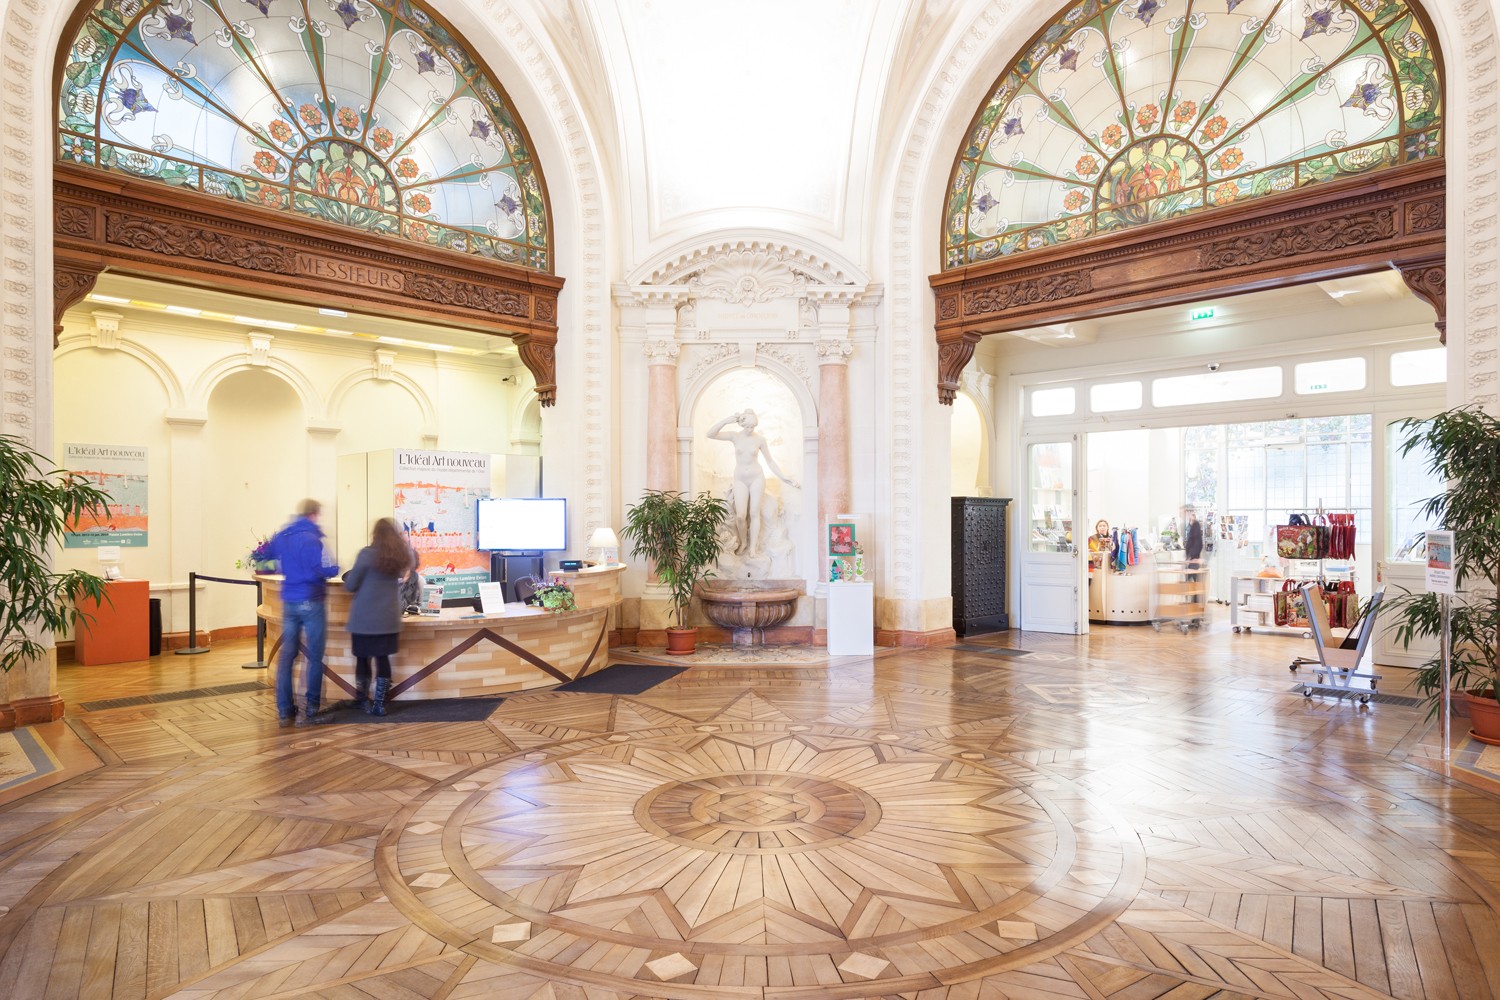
1190, 307, 1215, 321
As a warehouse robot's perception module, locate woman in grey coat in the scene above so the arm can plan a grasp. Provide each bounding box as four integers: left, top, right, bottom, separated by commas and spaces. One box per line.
344, 518, 417, 715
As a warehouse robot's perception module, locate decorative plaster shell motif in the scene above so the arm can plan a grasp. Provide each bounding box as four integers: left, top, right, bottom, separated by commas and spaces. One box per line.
685, 250, 811, 306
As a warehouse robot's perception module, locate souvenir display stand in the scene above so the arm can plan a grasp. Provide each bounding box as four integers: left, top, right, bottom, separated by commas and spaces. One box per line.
826, 514, 874, 655
1086, 520, 1153, 624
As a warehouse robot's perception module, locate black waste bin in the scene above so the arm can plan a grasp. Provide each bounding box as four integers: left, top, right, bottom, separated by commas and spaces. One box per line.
148, 598, 162, 657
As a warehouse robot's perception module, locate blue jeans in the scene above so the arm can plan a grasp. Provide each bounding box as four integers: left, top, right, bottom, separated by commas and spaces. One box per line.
275, 599, 327, 718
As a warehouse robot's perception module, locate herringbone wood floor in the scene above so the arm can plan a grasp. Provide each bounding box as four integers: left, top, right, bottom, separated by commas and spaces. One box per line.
0, 625, 1492, 998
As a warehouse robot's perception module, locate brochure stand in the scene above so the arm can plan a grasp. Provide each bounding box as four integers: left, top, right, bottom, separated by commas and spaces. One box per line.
826, 514, 874, 656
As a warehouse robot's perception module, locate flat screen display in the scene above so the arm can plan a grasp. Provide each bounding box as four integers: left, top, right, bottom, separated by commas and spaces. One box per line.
476, 497, 567, 552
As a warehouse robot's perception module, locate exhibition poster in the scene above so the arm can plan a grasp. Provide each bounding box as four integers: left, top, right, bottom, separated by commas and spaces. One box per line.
63, 443, 148, 548
394, 450, 490, 600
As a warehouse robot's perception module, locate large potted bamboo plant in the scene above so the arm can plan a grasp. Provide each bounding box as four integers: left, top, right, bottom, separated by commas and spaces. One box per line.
0, 435, 111, 675
620, 489, 729, 655
1389, 408, 1500, 738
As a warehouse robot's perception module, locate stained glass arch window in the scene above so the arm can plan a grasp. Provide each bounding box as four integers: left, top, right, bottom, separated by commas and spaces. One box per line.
943, 0, 1442, 270
58, 0, 552, 272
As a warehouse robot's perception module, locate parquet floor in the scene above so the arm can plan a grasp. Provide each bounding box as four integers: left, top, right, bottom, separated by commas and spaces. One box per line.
1, 624, 1497, 998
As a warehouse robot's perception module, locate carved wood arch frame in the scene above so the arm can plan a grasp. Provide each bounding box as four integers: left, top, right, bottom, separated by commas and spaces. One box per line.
929, 158, 1446, 404
53, 165, 563, 405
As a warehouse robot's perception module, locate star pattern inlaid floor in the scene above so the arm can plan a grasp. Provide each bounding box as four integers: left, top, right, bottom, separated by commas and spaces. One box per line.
0, 627, 1495, 999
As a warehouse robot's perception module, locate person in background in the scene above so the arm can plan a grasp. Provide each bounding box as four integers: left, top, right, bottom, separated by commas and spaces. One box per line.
1182, 505, 1205, 603
344, 518, 417, 716
269, 498, 340, 727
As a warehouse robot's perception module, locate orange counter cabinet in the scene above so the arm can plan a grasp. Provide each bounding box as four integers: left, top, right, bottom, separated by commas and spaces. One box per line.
74, 579, 150, 665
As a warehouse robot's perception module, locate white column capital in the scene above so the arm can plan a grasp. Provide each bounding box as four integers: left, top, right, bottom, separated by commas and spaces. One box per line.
816, 338, 854, 366
643, 339, 681, 367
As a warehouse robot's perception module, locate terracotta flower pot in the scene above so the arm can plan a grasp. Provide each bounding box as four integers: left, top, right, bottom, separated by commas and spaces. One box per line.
664, 627, 698, 656
1464, 690, 1500, 744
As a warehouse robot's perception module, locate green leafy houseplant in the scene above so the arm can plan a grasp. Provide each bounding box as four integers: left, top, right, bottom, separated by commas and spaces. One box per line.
0, 435, 112, 673
1388, 408, 1500, 716
619, 489, 729, 631
532, 583, 577, 612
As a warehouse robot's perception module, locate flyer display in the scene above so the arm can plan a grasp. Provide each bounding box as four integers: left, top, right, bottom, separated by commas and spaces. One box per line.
394, 450, 490, 600
63, 443, 148, 548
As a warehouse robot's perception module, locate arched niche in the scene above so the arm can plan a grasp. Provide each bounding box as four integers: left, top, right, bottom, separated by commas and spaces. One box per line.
951, 390, 989, 497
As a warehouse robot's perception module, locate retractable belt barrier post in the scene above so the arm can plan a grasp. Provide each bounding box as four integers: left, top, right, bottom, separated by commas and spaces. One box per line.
174, 571, 269, 668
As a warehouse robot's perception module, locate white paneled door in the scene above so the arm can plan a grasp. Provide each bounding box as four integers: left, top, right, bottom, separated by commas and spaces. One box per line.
1021, 437, 1085, 634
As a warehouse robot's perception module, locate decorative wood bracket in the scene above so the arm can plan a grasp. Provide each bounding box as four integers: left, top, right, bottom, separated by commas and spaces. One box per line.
937, 332, 981, 405
53, 252, 105, 349
1393, 255, 1447, 344
930, 159, 1446, 404
514, 333, 558, 407
54, 163, 564, 401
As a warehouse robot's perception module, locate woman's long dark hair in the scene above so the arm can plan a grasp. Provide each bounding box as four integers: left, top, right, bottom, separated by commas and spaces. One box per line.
371, 518, 414, 576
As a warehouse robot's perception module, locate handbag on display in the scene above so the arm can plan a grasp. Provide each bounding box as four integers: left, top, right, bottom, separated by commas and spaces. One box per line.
1276, 523, 1319, 560
1274, 579, 1302, 627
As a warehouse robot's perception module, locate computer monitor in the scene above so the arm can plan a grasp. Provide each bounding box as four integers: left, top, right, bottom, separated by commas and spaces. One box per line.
475, 497, 568, 552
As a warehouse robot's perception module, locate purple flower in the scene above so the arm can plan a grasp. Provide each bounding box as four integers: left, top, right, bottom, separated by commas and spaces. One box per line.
496, 193, 519, 215
1058, 47, 1079, 72
1344, 82, 1382, 109
164, 12, 196, 43
116, 85, 154, 115
470, 118, 492, 140
415, 48, 437, 74
1302, 9, 1332, 38
1136, 0, 1160, 26
1002, 116, 1024, 138
974, 191, 996, 214
1226, 0, 1244, 10
335, 0, 360, 30
242, 0, 273, 14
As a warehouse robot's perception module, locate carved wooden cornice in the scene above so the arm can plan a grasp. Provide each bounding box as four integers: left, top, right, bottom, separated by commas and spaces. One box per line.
929, 159, 1447, 403
53, 163, 565, 404
1394, 254, 1447, 344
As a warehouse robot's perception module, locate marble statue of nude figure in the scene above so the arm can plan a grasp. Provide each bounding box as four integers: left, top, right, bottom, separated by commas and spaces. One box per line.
707, 409, 800, 555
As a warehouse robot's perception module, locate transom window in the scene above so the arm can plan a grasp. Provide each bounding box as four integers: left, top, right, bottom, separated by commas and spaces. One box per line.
59, 0, 551, 271
944, 0, 1442, 269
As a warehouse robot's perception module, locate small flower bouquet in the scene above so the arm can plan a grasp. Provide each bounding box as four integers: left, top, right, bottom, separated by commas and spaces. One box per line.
236, 535, 276, 574
532, 582, 576, 612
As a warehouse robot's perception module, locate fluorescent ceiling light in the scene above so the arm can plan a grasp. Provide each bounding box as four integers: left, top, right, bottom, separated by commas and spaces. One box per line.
164, 305, 201, 316
319, 307, 348, 317
86, 294, 131, 305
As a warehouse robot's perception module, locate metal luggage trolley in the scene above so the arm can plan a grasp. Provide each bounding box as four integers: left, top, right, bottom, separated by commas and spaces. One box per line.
1152, 553, 1205, 633
1292, 584, 1384, 703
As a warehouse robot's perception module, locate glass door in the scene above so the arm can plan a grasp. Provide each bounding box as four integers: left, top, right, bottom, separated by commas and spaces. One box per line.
1021, 437, 1084, 633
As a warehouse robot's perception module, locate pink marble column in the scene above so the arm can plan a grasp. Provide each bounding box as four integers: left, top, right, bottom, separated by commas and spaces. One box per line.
817, 339, 854, 527
644, 340, 680, 492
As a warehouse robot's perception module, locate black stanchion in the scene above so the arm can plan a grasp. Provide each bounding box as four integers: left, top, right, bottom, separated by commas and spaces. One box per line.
244, 578, 268, 669
175, 571, 211, 655
174, 570, 266, 661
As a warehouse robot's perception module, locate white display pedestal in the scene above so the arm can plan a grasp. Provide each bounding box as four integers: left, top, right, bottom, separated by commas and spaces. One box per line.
827, 582, 874, 656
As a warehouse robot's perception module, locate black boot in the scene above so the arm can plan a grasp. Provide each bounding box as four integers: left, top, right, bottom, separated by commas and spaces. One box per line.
353, 659, 371, 711
368, 677, 389, 716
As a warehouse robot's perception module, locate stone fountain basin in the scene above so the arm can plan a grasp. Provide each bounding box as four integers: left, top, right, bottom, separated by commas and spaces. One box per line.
696, 579, 805, 639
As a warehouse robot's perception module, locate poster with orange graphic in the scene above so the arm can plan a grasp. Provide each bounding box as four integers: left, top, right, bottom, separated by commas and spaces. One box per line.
393, 450, 490, 600
63, 443, 148, 547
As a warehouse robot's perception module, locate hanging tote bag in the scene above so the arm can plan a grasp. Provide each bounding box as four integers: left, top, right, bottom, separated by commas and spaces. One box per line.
1276, 524, 1319, 560
1274, 579, 1300, 626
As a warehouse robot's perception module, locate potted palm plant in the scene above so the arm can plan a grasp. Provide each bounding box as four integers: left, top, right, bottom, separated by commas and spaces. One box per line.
620, 489, 729, 655
1389, 408, 1500, 738
0, 434, 111, 674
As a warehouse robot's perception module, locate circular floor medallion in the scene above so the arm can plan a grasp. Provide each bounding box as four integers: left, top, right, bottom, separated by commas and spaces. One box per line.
382, 723, 1144, 998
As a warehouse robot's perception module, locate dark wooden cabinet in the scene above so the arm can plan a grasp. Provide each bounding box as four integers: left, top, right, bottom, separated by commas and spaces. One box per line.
952, 497, 1010, 636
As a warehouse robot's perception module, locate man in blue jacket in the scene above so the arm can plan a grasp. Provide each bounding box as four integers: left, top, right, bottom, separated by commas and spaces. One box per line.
268, 499, 340, 726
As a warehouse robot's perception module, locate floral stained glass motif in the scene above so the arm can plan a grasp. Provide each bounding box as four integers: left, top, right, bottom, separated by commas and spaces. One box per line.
58, 0, 552, 271
943, 0, 1442, 269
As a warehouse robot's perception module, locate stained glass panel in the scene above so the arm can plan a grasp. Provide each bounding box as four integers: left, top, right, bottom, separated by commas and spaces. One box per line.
943, 0, 1442, 270
58, 0, 551, 271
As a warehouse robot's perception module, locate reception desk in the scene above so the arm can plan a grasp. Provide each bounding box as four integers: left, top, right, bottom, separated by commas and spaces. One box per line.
257, 565, 624, 701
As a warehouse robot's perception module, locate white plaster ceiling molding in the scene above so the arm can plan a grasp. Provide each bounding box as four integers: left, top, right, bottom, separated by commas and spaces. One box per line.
90, 310, 122, 349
